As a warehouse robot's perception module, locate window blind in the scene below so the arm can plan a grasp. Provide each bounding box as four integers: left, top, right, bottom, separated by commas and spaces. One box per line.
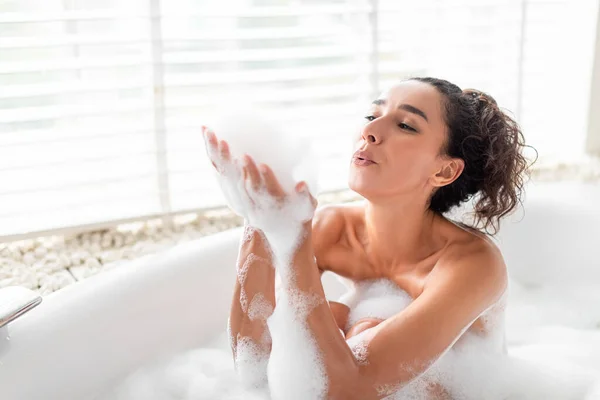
1, 0, 598, 239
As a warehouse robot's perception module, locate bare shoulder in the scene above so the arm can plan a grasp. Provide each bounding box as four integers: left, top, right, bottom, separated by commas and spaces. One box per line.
428, 229, 508, 305
312, 203, 363, 272
312, 202, 364, 240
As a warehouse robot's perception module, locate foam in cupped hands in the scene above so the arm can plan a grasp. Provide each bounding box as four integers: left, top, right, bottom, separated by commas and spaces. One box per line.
203, 116, 322, 264
204, 110, 319, 196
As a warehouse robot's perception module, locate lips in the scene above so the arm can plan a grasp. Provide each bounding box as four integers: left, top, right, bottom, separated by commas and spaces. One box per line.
352, 150, 376, 165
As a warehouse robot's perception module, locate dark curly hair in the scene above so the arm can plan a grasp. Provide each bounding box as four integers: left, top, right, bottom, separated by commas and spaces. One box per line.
410, 77, 537, 236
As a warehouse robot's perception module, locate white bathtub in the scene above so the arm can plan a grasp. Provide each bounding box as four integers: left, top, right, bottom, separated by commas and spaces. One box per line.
1, 180, 599, 400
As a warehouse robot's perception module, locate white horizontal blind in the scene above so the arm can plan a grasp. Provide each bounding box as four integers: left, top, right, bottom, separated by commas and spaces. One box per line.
519, 0, 599, 157
0, 0, 374, 238
160, 0, 374, 212
376, 0, 599, 159
1, 0, 598, 239
0, 0, 159, 238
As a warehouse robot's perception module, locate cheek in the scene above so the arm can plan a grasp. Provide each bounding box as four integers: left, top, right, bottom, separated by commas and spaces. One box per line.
386, 144, 437, 181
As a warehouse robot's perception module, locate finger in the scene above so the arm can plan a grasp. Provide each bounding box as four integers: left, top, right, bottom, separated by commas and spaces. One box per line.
295, 181, 307, 193
308, 192, 318, 209
204, 131, 219, 165
259, 164, 285, 198
241, 165, 257, 207
203, 129, 220, 171
218, 140, 231, 162
244, 155, 262, 191
296, 181, 318, 208
205, 129, 218, 149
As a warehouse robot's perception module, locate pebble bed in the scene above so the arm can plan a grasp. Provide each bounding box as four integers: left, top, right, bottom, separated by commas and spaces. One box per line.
2, 157, 600, 296
0, 190, 360, 295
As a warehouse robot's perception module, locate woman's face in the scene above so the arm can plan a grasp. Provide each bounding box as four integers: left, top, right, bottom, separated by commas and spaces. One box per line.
348, 80, 454, 201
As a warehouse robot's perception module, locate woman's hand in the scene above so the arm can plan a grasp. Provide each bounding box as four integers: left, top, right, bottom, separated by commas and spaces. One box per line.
236, 153, 317, 244
240, 154, 317, 211
202, 126, 250, 218
202, 125, 238, 176
202, 125, 317, 237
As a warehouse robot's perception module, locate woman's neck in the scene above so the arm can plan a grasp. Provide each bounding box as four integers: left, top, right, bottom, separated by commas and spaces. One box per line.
361, 196, 439, 273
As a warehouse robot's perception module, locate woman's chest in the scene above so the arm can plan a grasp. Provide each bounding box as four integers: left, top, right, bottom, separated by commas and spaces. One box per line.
322, 242, 438, 301
323, 244, 504, 338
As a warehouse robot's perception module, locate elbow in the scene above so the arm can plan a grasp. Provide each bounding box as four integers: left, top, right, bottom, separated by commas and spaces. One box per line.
327, 361, 419, 400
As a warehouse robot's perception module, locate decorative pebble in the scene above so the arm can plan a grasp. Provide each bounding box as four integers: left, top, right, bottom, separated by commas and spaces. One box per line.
20, 239, 34, 253
113, 234, 124, 248
34, 246, 47, 259
124, 233, 136, 246
58, 254, 72, 268
38, 270, 76, 292
8, 248, 22, 262
0, 246, 10, 258
101, 232, 113, 248
84, 257, 101, 269
69, 265, 99, 281
98, 250, 118, 264
89, 242, 101, 254
91, 232, 102, 244
22, 252, 36, 265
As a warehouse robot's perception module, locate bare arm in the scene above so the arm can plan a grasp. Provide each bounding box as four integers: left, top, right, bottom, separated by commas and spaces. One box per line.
229, 205, 348, 383
282, 221, 507, 399
314, 205, 351, 334
228, 225, 276, 387
203, 126, 276, 387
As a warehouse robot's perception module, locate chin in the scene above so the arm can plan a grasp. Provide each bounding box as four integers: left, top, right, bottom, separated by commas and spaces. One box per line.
349, 173, 402, 201
348, 177, 376, 200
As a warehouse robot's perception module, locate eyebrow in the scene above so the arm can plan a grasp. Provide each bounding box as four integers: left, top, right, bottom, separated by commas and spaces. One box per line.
371, 99, 429, 122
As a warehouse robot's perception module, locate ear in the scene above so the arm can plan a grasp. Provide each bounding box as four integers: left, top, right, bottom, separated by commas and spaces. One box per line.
430, 158, 465, 188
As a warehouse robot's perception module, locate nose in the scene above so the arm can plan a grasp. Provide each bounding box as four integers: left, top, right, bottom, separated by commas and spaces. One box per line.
361, 129, 380, 144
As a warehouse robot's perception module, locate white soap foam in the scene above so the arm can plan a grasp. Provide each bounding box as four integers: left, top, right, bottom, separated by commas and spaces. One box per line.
226, 317, 234, 352
266, 289, 328, 400
346, 330, 370, 366
228, 170, 327, 398
335, 279, 598, 399
204, 111, 331, 399
103, 276, 600, 400
248, 293, 273, 321
339, 278, 413, 328
100, 347, 269, 400
103, 118, 600, 400
207, 110, 320, 197
234, 335, 270, 389
240, 224, 257, 246
203, 111, 319, 264
417, 331, 596, 400
237, 253, 267, 313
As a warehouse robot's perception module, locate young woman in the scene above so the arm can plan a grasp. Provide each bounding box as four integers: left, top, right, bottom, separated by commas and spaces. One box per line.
203, 77, 533, 399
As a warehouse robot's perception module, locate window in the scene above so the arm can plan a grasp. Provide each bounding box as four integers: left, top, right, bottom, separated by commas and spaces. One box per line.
1, 0, 598, 239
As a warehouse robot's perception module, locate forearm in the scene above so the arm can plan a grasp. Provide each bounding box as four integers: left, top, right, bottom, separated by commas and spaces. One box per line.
270, 222, 364, 398
293, 225, 359, 365
228, 225, 276, 387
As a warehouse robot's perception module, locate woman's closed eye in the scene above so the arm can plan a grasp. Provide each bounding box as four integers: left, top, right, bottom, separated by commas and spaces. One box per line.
364, 115, 417, 133
398, 122, 417, 132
